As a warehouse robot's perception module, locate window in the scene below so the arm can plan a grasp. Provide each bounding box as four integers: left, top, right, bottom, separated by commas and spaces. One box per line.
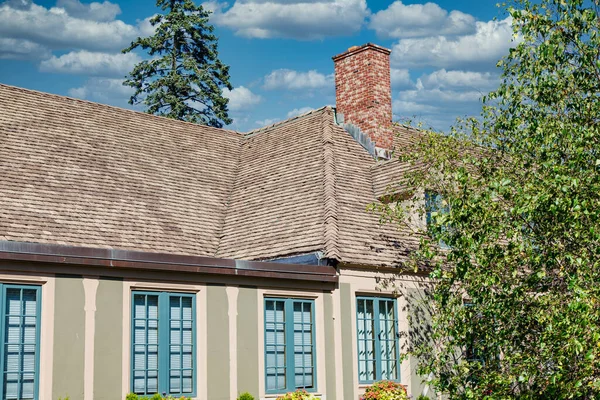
264, 298, 315, 394
131, 291, 196, 397
356, 296, 400, 384
425, 191, 451, 248
0, 284, 41, 400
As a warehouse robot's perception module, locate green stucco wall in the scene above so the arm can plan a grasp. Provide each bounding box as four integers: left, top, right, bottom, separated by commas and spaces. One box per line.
340, 283, 355, 399
94, 278, 123, 400
207, 285, 230, 400
52, 275, 85, 400
324, 291, 337, 400
236, 286, 259, 398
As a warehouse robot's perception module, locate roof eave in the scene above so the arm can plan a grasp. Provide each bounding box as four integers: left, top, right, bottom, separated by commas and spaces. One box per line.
0, 241, 339, 284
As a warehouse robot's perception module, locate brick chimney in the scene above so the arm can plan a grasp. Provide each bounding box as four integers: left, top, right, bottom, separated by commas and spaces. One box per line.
333, 43, 393, 151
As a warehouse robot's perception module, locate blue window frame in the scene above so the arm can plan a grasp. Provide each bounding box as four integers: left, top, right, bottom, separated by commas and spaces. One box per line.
264, 298, 316, 394
131, 291, 196, 397
0, 284, 41, 400
356, 296, 400, 384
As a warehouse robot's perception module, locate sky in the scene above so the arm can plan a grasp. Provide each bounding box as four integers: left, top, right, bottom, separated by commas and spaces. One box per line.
0, 0, 516, 132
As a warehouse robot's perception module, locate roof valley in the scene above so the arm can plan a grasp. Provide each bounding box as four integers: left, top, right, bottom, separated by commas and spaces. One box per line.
214, 136, 244, 258
320, 108, 341, 261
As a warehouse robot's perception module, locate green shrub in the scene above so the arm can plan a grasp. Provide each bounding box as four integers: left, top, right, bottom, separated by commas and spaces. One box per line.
276, 389, 317, 400
125, 394, 191, 400
360, 381, 408, 400
237, 392, 256, 400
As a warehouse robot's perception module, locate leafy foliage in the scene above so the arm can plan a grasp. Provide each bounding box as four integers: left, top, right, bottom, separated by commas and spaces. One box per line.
360, 381, 409, 400
384, 0, 600, 398
122, 0, 232, 127
275, 389, 317, 400
237, 392, 256, 400
125, 393, 190, 400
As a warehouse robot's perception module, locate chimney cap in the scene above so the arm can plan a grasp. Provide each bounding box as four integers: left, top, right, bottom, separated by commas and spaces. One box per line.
332, 43, 391, 62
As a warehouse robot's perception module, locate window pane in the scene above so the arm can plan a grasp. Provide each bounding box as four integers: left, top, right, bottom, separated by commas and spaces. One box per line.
357, 299, 376, 382
378, 300, 398, 380
265, 300, 286, 392
168, 295, 194, 395
293, 301, 314, 389
131, 294, 159, 395
3, 287, 39, 400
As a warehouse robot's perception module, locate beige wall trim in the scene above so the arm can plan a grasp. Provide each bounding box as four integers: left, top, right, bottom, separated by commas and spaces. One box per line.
331, 286, 344, 399
227, 286, 239, 399
83, 277, 99, 400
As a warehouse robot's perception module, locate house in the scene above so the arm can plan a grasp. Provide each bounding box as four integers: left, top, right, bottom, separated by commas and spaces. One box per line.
0, 43, 431, 400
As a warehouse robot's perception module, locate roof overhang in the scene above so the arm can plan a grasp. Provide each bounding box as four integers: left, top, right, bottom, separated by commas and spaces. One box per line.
0, 241, 338, 284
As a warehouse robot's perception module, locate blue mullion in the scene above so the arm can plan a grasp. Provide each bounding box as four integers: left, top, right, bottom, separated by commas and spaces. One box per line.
191, 293, 196, 396
380, 300, 389, 379
158, 292, 169, 395
309, 301, 316, 390
17, 288, 23, 400
179, 296, 183, 395
284, 299, 294, 392
393, 298, 400, 380
373, 299, 382, 381
33, 287, 41, 400
144, 296, 149, 395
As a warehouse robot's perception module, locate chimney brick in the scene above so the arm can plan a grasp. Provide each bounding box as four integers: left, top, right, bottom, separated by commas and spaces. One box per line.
332, 43, 393, 150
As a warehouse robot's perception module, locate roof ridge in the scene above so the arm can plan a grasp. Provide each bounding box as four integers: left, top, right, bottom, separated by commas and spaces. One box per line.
243, 106, 330, 137
0, 83, 243, 137
320, 108, 341, 261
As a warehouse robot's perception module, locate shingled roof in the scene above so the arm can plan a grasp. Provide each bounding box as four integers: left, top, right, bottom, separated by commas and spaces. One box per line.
0, 84, 419, 267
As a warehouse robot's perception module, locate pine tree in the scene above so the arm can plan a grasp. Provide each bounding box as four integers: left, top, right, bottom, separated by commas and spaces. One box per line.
122, 0, 232, 128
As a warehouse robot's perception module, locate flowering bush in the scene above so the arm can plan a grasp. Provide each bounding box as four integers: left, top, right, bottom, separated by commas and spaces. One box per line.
360, 381, 408, 400
275, 389, 317, 400
125, 394, 190, 400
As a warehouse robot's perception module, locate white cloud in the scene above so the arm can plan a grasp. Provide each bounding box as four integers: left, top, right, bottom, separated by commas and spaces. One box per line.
68, 77, 135, 107
263, 69, 333, 90
417, 69, 499, 92
137, 14, 159, 37
370, 1, 475, 39
205, 0, 369, 39
0, 38, 51, 60
222, 86, 262, 111
39, 50, 141, 76
393, 99, 439, 115
391, 17, 516, 69
255, 118, 278, 126
390, 68, 412, 89
392, 69, 501, 131
55, 0, 121, 22
0, 2, 149, 52
286, 106, 314, 118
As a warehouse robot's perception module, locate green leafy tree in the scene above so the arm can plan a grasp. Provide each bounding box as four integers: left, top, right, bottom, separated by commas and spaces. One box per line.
383, 0, 600, 398
122, 0, 232, 127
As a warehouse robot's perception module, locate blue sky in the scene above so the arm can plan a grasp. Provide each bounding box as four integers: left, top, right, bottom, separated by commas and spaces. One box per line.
0, 0, 515, 132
